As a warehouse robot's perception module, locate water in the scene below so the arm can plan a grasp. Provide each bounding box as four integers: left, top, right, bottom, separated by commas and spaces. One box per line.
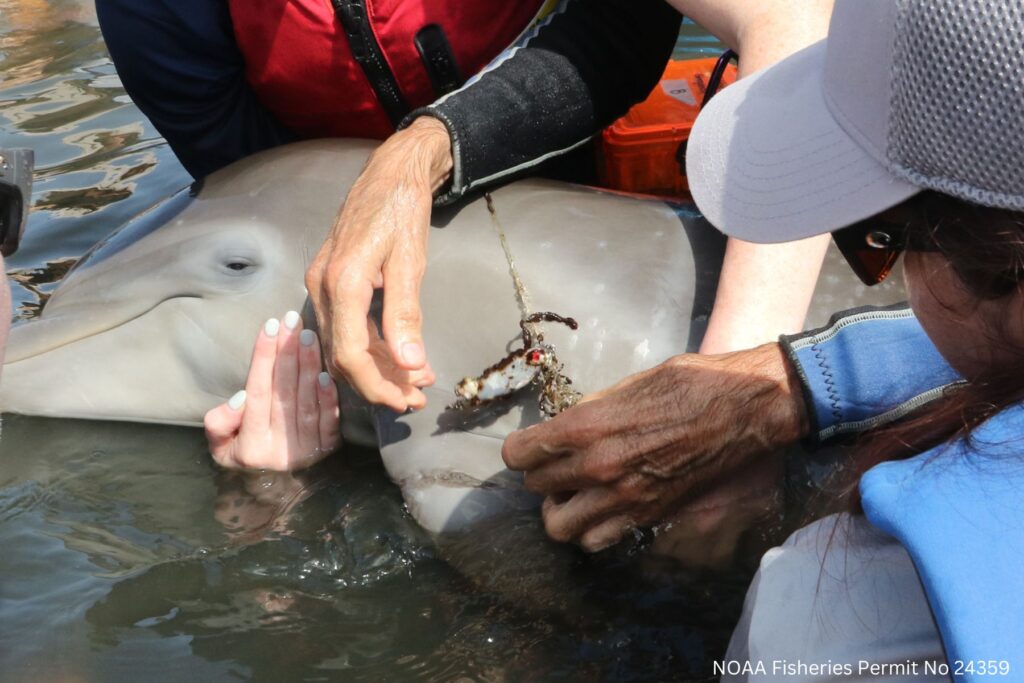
0, 6, 902, 682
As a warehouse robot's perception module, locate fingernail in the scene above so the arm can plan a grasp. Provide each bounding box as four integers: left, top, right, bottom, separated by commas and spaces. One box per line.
400, 342, 425, 366
300, 329, 316, 347
283, 310, 301, 330
228, 390, 247, 411
318, 372, 331, 388
264, 318, 280, 337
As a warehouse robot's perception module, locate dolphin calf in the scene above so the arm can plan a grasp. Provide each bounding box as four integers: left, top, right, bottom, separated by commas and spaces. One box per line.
0, 140, 901, 534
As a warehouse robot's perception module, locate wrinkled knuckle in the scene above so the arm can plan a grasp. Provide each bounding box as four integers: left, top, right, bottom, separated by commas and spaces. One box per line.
581, 457, 615, 484
331, 348, 357, 372
614, 474, 645, 502
235, 453, 260, 470
326, 262, 359, 291
303, 267, 321, 293
391, 307, 423, 331
406, 259, 427, 280
543, 516, 573, 544
561, 419, 598, 448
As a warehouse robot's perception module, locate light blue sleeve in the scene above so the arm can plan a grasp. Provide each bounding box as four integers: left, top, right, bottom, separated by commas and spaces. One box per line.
779, 304, 963, 446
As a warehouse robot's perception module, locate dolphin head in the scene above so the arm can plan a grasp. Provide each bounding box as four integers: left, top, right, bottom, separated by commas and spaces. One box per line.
1, 139, 376, 424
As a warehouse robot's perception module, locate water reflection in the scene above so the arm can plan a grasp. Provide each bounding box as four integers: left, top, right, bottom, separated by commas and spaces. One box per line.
1, 0, 191, 319
0, 413, 779, 681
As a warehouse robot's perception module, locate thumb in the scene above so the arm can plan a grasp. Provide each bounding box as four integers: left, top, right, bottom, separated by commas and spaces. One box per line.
382, 252, 427, 371
204, 390, 246, 463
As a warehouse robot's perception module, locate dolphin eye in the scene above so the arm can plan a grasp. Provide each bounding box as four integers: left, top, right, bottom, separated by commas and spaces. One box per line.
222, 257, 256, 274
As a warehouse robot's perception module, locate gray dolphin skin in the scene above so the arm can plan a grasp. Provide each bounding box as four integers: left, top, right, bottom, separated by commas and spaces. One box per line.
0, 140, 900, 534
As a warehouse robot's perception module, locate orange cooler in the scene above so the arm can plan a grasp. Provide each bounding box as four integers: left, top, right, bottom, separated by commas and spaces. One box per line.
598, 57, 737, 199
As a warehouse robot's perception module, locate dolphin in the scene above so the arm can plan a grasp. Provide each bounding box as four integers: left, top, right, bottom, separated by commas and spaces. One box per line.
0, 139, 902, 535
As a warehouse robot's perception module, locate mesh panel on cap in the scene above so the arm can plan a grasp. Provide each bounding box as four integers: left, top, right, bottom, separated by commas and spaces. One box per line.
888, 0, 1024, 210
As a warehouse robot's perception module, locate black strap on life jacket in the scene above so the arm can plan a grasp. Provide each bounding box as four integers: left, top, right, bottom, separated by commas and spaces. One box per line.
415, 24, 464, 97
331, 0, 410, 127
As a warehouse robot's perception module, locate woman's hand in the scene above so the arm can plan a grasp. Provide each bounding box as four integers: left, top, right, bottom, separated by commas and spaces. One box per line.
501, 343, 808, 551
205, 310, 342, 471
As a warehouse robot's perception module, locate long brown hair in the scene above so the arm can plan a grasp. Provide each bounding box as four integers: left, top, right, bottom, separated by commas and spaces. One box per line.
844, 191, 1024, 508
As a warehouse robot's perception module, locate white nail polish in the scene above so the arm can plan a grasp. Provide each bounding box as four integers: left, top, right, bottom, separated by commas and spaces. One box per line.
300, 329, 316, 347
283, 310, 301, 330
228, 390, 247, 410
318, 372, 331, 388
264, 318, 280, 337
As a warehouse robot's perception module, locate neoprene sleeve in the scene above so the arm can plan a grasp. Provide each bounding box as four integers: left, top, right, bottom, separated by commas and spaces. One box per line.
404, 0, 682, 204
779, 304, 964, 447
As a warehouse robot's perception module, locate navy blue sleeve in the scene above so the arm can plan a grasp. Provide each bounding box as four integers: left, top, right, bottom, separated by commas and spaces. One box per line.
96, 0, 296, 180
780, 304, 964, 447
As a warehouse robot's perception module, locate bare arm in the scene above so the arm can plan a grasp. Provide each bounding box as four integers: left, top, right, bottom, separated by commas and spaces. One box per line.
669, 0, 835, 352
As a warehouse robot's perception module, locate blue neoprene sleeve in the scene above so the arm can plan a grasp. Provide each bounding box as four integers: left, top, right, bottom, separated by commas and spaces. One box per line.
780, 304, 963, 446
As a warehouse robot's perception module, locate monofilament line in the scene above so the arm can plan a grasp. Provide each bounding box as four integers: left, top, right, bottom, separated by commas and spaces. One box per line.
484, 193, 539, 338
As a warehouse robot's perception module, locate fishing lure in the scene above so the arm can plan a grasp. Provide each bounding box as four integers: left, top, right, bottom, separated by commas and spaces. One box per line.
451, 312, 581, 417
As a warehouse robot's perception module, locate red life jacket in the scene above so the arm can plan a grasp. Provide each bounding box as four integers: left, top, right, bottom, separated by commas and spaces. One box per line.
229, 0, 548, 140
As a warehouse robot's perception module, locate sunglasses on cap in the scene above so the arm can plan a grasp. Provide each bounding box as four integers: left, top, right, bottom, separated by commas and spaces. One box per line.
832, 214, 909, 286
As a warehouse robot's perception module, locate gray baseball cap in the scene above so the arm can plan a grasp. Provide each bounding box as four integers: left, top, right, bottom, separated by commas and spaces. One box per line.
686, 0, 1024, 243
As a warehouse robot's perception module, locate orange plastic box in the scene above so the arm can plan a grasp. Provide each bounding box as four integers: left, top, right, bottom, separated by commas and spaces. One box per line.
598, 57, 737, 199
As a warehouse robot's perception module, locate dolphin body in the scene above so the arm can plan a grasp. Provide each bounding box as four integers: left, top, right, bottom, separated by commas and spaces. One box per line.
1, 140, 896, 535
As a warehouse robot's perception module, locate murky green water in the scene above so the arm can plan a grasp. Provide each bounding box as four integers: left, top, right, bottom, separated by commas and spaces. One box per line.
0, 6, 904, 682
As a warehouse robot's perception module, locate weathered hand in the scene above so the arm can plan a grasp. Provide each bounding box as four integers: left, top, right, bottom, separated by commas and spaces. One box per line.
305, 116, 452, 413
205, 311, 342, 471
501, 343, 808, 551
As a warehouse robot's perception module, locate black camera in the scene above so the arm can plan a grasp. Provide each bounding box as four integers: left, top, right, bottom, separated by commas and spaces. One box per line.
0, 148, 34, 257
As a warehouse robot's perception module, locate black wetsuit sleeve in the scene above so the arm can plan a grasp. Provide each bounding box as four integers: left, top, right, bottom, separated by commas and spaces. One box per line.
402, 0, 682, 204
95, 0, 296, 180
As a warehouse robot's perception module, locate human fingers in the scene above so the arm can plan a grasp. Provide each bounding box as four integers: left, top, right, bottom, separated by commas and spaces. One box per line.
205, 390, 247, 467
363, 317, 428, 411
304, 239, 335, 361
521, 447, 622, 495
296, 327, 323, 457
271, 310, 302, 435
579, 515, 636, 553
327, 266, 418, 410
540, 487, 626, 545
382, 232, 428, 372
502, 402, 603, 472
317, 371, 342, 452
240, 318, 281, 438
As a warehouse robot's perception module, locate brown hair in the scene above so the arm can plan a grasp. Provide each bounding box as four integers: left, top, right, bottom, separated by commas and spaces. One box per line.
843, 191, 1024, 508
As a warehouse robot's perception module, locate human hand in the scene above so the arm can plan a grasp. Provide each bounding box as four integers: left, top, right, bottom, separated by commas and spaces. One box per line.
501, 343, 808, 551
205, 311, 342, 471
305, 116, 452, 413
